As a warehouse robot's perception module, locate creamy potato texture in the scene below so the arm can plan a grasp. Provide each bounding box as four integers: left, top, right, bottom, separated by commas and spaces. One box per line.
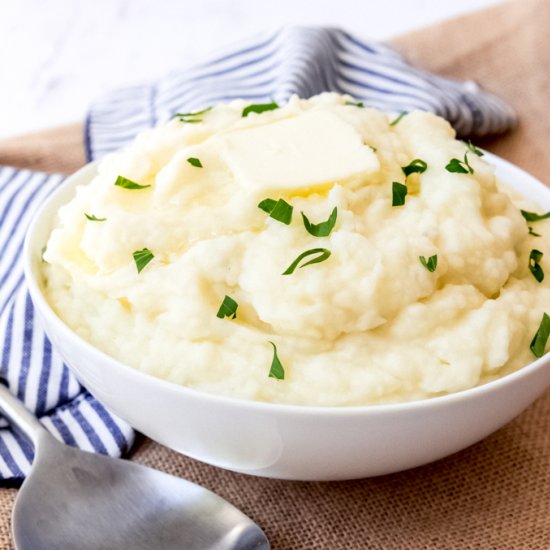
43, 94, 550, 406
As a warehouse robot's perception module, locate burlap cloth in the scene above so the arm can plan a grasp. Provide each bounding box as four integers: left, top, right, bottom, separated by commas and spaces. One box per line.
1, 1, 549, 547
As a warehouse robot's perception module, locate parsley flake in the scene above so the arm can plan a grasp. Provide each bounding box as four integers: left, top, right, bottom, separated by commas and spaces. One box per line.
419, 255, 438, 272
132, 248, 154, 274
187, 157, 203, 168
521, 210, 550, 222
392, 182, 408, 206
389, 111, 408, 126
258, 198, 277, 213
114, 176, 151, 190
445, 153, 474, 175
345, 100, 364, 108
216, 295, 238, 319
445, 158, 468, 174
402, 159, 428, 177
529, 249, 544, 282
301, 207, 337, 237
268, 342, 285, 380
528, 227, 541, 237
530, 313, 550, 358
173, 106, 212, 123
242, 102, 279, 118
465, 140, 484, 157
85, 213, 106, 222
283, 248, 331, 275
258, 198, 293, 225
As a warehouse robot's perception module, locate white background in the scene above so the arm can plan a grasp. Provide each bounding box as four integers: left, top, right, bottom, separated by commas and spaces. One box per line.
0, 0, 503, 138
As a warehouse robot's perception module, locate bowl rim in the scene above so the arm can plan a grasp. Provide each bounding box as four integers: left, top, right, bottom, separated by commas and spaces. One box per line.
23, 152, 550, 417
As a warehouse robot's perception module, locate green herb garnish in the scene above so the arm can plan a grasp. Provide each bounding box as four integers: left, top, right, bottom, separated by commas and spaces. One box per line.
528, 227, 541, 237
258, 198, 293, 225
268, 342, 285, 380
345, 100, 364, 108
521, 210, 550, 222
465, 140, 484, 157
392, 182, 408, 206
530, 312, 550, 358
41, 245, 47, 262
242, 102, 279, 118
85, 213, 106, 222
445, 153, 474, 175
301, 207, 337, 237
529, 249, 544, 282
282, 248, 331, 275
216, 295, 238, 319
367, 145, 377, 153
114, 176, 151, 190
445, 158, 468, 174
187, 157, 203, 168
173, 106, 212, 123
389, 111, 408, 126
132, 248, 154, 274
419, 255, 438, 272
402, 159, 428, 177
258, 198, 277, 213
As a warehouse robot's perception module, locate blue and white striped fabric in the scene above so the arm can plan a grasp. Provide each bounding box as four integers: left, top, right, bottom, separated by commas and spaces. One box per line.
0, 167, 134, 480
2, 26, 516, 481
86, 27, 516, 161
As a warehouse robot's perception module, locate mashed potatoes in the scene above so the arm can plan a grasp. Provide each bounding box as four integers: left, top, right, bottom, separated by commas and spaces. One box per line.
43, 93, 550, 406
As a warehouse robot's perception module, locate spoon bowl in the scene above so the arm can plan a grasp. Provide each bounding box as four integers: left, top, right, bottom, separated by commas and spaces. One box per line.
0, 385, 269, 550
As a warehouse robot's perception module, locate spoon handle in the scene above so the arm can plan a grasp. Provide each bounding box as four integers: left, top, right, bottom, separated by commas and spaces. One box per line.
0, 383, 49, 447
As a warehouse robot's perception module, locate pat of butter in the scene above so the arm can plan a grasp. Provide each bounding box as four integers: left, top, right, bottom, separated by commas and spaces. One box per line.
217, 110, 378, 192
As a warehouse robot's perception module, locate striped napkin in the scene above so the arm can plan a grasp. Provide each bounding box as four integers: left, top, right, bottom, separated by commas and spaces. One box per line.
86, 27, 515, 160
0, 168, 134, 480
0, 26, 516, 481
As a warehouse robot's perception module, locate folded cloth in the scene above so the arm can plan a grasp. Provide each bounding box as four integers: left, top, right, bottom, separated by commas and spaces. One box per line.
1, 26, 517, 481
86, 26, 516, 161
0, 167, 134, 480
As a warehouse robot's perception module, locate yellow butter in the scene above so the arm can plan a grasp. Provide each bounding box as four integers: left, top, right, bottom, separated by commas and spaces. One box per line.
217, 110, 379, 192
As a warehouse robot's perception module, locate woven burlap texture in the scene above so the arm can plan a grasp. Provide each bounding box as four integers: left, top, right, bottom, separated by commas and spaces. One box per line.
1, 0, 549, 548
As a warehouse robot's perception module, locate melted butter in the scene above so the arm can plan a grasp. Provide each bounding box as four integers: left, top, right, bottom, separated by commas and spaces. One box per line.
217, 110, 379, 193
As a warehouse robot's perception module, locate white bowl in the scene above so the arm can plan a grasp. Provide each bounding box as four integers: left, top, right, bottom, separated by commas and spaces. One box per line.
24, 154, 550, 481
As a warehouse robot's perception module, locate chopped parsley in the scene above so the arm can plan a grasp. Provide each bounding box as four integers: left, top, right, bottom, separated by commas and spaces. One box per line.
85, 213, 106, 222
521, 210, 550, 222
187, 157, 203, 168
465, 140, 484, 157
402, 159, 428, 177
132, 248, 154, 274
389, 111, 408, 126
258, 198, 293, 225
419, 255, 438, 272
528, 227, 541, 237
258, 198, 277, 213
283, 248, 331, 275
392, 182, 408, 206
529, 249, 544, 282
114, 176, 151, 190
445, 153, 474, 175
367, 144, 378, 153
301, 207, 337, 237
173, 106, 212, 123
345, 100, 364, 108
268, 342, 285, 380
242, 102, 279, 118
216, 295, 238, 319
530, 313, 550, 358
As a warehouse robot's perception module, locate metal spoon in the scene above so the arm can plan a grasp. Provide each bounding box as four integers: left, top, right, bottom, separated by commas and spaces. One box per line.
0, 384, 269, 549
